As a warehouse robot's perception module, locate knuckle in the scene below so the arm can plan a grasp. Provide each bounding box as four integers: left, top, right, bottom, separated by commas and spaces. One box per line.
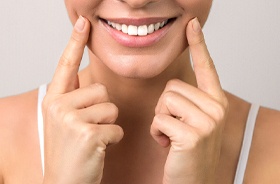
162, 91, 176, 106
90, 83, 109, 99
151, 114, 165, 130
101, 125, 124, 145
108, 103, 119, 119
166, 79, 181, 90
204, 118, 216, 134
97, 103, 119, 124
94, 83, 107, 92
205, 56, 215, 69
212, 102, 227, 123
178, 128, 200, 151
45, 98, 65, 118
221, 95, 229, 111
59, 54, 80, 68
187, 136, 201, 150
152, 114, 163, 125
114, 125, 124, 140
198, 55, 215, 70
79, 125, 100, 143
63, 110, 79, 123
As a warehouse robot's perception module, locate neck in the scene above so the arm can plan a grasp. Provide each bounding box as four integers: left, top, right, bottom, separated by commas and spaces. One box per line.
79, 48, 196, 126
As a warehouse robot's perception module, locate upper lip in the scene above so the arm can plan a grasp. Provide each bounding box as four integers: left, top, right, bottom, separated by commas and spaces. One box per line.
100, 17, 176, 26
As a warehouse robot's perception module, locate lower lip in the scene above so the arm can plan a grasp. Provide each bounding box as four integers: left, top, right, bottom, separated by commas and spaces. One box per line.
101, 20, 173, 48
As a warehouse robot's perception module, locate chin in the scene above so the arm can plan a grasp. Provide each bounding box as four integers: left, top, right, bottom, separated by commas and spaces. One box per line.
88, 44, 188, 80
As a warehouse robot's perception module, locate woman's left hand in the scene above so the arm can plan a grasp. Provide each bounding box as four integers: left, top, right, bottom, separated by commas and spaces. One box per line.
150, 18, 229, 184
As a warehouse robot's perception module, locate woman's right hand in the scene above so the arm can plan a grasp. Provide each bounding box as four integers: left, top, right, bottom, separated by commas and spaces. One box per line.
42, 16, 124, 184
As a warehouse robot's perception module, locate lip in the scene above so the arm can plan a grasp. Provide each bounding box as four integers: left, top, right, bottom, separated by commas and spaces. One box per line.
100, 17, 176, 48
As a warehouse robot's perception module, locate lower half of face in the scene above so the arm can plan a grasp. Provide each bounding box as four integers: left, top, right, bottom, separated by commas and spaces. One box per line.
64, 0, 212, 79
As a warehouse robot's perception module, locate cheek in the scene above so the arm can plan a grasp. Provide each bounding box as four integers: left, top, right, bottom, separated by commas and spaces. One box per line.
64, 0, 102, 25
176, 0, 213, 27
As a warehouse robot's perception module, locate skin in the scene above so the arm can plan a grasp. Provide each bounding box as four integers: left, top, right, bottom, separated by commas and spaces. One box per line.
1, 0, 280, 183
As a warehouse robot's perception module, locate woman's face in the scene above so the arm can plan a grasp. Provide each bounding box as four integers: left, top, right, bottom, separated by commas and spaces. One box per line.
64, 0, 213, 78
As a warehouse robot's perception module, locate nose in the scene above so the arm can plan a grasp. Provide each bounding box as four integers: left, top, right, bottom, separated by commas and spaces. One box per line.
119, 0, 159, 9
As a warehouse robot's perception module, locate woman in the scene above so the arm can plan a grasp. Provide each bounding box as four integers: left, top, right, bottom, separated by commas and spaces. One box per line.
0, 0, 280, 183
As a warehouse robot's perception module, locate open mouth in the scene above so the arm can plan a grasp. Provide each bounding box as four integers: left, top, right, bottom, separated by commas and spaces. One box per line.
99, 17, 177, 47
101, 18, 176, 36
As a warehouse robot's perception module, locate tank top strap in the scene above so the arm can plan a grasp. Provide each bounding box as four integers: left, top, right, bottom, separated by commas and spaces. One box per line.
234, 103, 260, 184
37, 84, 47, 176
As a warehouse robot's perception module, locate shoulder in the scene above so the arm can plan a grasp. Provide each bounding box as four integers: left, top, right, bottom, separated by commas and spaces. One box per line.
245, 106, 280, 183
258, 106, 280, 124
254, 106, 280, 158
0, 89, 38, 128
218, 92, 280, 183
0, 89, 39, 182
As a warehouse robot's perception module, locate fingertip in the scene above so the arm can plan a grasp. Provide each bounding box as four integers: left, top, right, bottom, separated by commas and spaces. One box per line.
150, 117, 170, 147
73, 16, 91, 42
186, 17, 201, 34
186, 17, 203, 45
157, 135, 171, 147
192, 17, 202, 33
74, 16, 86, 32
150, 131, 170, 147
116, 125, 125, 142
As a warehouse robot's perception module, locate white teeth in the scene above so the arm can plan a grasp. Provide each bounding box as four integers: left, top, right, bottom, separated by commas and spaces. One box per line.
111, 22, 116, 28
106, 19, 169, 36
148, 24, 154, 34
154, 23, 160, 31
128, 25, 138, 36
122, 24, 128, 34
160, 21, 165, 28
115, 23, 122, 31
137, 25, 148, 36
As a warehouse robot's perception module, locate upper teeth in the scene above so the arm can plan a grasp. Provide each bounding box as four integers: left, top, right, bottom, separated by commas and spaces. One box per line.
107, 20, 168, 36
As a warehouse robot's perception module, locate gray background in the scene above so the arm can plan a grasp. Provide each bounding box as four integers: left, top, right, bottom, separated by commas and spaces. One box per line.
0, 0, 279, 110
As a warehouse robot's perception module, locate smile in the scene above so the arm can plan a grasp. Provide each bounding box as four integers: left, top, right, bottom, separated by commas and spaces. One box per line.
100, 17, 176, 47
106, 20, 169, 36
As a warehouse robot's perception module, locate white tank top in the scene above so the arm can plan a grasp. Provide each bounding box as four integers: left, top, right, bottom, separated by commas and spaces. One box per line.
37, 84, 260, 183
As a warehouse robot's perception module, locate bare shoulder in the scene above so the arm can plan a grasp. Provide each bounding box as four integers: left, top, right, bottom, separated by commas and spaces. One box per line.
245, 106, 280, 183
258, 106, 280, 123
217, 92, 280, 184
0, 89, 38, 133
0, 89, 41, 183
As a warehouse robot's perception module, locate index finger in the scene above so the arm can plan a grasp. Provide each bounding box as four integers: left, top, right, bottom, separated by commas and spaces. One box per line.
48, 16, 90, 94
187, 18, 223, 99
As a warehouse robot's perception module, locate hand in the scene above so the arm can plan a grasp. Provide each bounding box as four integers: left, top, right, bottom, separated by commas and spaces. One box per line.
42, 16, 124, 184
150, 18, 229, 184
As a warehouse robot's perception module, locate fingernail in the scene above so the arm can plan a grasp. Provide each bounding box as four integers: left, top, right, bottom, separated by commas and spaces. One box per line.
75, 16, 85, 32
192, 17, 201, 33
